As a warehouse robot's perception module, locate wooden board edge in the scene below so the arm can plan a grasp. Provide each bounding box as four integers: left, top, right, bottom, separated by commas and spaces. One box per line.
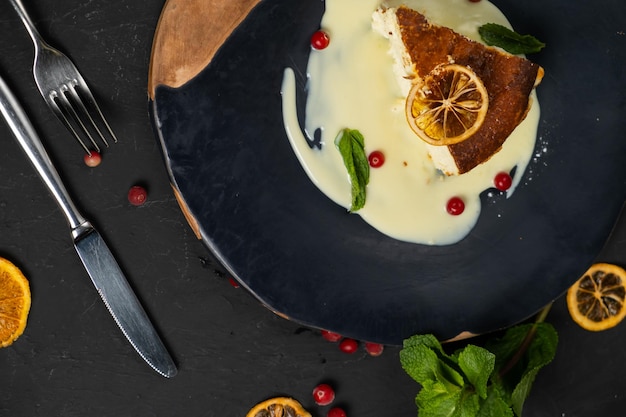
172, 184, 202, 240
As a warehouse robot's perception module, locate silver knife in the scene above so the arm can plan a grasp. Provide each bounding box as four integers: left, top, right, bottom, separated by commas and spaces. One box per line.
0, 75, 177, 378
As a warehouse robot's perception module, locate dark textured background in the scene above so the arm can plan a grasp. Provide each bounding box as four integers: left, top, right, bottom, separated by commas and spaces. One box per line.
0, 1, 625, 416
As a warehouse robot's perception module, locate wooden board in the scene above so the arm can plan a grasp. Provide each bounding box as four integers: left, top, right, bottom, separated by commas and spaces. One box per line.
148, 0, 261, 100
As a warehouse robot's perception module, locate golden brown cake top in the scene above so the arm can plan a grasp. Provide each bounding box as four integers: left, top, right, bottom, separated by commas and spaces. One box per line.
395, 6, 543, 174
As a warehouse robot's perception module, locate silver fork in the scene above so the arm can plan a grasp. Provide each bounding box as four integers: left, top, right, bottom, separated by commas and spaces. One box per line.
9, 0, 118, 155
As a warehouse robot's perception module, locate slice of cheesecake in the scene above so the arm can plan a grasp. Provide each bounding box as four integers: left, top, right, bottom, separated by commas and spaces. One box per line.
372, 5, 544, 175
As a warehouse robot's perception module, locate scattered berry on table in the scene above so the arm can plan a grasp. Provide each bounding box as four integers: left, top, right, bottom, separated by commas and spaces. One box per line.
321, 330, 342, 342
83, 151, 102, 167
327, 407, 347, 417
128, 185, 148, 206
364, 342, 384, 356
446, 196, 465, 215
311, 30, 330, 50
312, 383, 335, 406
338, 338, 358, 354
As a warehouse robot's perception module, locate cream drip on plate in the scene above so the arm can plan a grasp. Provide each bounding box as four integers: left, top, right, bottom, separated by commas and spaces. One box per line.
281, 0, 540, 245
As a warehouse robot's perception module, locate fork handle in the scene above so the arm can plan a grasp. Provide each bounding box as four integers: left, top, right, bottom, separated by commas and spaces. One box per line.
0, 75, 89, 234
9, 0, 46, 48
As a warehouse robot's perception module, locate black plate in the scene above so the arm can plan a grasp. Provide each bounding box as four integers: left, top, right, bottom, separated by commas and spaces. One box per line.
150, 0, 626, 344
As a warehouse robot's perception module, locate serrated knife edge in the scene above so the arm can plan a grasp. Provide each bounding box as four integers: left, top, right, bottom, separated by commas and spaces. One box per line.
0, 75, 177, 378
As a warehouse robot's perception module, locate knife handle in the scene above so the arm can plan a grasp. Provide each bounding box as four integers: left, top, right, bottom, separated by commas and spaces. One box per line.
0, 75, 89, 234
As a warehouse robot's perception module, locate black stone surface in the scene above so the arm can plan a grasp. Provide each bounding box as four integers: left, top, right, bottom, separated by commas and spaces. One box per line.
0, 1, 625, 416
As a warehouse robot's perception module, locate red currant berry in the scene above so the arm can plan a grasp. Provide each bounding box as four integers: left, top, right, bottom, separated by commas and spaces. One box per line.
338, 338, 358, 354
446, 197, 465, 216
228, 277, 240, 288
128, 185, 148, 206
321, 330, 342, 342
312, 383, 335, 406
311, 30, 330, 50
327, 407, 347, 417
368, 150, 385, 168
494, 172, 513, 191
364, 342, 384, 356
83, 151, 102, 167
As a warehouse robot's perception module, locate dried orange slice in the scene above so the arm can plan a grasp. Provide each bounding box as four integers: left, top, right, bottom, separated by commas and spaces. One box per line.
406, 63, 488, 146
566, 263, 626, 331
246, 397, 311, 417
0, 257, 31, 348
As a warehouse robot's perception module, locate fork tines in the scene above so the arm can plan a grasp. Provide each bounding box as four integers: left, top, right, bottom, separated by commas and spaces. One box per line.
47, 77, 118, 156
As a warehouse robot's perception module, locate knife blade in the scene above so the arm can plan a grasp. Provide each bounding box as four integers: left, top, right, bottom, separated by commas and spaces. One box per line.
0, 75, 177, 378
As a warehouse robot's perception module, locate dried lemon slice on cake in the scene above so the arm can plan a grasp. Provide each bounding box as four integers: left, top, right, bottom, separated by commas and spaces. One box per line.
0, 257, 31, 348
246, 397, 311, 417
567, 263, 626, 331
406, 63, 488, 146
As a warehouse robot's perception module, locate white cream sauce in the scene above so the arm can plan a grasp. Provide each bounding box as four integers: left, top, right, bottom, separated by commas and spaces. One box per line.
281, 0, 540, 245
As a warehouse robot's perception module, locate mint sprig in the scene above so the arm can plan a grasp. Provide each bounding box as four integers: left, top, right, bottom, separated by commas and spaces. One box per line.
478, 23, 545, 55
400, 307, 558, 417
335, 128, 369, 212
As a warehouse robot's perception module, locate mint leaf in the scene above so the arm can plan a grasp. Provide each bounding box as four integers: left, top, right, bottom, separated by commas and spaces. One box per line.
401, 335, 483, 417
476, 386, 514, 417
510, 324, 558, 416
478, 23, 545, 55
401, 318, 557, 417
417, 384, 481, 417
511, 368, 542, 417
416, 381, 463, 417
400, 343, 444, 386
486, 322, 558, 416
404, 334, 445, 353
457, 345, 495, 399
400, 340, 464, 390
457, 391, 480, 417
334, 128, 369, 211
406, 334, 461, 375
